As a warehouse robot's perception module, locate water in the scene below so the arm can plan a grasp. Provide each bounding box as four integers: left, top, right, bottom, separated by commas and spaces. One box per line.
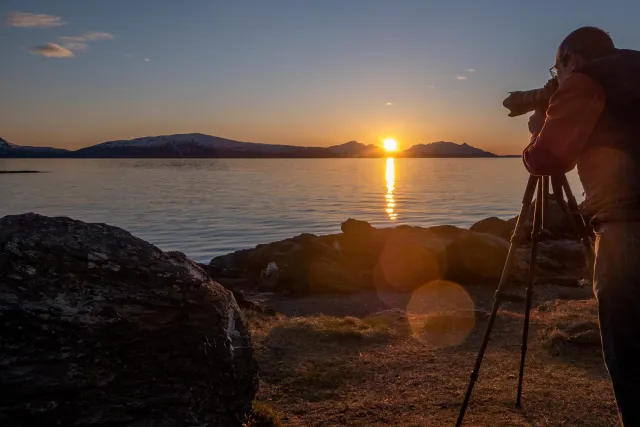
0, 158, 583, 263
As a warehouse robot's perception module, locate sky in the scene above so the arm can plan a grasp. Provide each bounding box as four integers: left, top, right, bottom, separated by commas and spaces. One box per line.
2, 0, 640, 154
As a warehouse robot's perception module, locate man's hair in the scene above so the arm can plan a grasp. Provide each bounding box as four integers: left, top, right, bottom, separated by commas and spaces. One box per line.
558, 26, 615, 61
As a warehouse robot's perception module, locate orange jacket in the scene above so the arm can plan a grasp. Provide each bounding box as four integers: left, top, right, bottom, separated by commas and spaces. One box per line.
523, 72, 605, 176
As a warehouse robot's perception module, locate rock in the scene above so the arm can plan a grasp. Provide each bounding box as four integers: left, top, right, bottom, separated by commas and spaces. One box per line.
511, 194, 584, 240
208, 218, 589, 296
211, 232, 364, 294
371, 228, 449, 292
446, 231, 510, 284
511, 239, 589, 284
197, 263, 277, 315
0, 213, 258, 427
340, 218, 375, 236
470, 217, 514, 241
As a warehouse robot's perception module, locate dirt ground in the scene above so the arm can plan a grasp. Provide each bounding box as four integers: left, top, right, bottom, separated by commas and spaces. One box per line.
245, 282, 620, 427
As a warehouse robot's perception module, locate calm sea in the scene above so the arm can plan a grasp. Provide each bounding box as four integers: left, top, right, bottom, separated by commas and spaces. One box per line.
0, 158, 583, 263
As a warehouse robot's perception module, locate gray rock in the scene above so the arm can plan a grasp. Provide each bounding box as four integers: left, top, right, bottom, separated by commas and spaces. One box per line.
0, 213, 258, 427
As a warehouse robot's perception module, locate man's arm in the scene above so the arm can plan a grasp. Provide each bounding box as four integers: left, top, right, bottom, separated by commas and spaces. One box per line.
523, 72, 605, 175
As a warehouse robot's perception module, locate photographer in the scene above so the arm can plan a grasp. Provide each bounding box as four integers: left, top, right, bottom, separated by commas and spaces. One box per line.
523, 27, 640, 425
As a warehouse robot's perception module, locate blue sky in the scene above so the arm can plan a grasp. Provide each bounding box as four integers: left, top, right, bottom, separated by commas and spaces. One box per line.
2, 0, 639, 154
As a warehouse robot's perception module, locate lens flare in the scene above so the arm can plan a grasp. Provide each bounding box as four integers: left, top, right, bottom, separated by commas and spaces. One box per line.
373, 230, 446, 299
406, 280, 475, 347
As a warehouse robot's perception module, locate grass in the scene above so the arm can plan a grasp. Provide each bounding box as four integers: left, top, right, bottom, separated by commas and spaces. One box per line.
247, 292, 620, 426
243, 400, 283, 427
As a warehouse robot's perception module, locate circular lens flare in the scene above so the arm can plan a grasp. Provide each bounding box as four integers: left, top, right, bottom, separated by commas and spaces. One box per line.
406, 280, 475, 347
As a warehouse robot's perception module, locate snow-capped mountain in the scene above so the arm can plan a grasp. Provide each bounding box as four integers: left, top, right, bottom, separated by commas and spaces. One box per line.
76, 133, 328, 158
75, 133, 385, 158
401, 141, 497, 158
0, 137, 71, 158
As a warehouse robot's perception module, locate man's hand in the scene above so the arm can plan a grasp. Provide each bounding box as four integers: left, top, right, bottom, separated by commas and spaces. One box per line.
528, 108, 547, 134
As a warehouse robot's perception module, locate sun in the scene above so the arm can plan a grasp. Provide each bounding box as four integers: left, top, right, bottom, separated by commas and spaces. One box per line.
383, 138, 398, 152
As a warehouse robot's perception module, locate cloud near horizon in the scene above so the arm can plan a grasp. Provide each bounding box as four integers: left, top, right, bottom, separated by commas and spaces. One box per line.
456, 75, 467, 80
28, 43, 74, 58
6, 11, 66, 28
466, 68, 476, 72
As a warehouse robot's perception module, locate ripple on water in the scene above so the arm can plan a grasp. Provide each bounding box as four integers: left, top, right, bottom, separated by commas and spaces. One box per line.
0, 158, 583, 262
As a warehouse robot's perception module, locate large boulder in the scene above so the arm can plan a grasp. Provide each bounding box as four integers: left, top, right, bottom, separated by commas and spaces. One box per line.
470, 217, 514, 241
446, 231, 510, 284
0, 213, 258, 427
370, 226, 451, 292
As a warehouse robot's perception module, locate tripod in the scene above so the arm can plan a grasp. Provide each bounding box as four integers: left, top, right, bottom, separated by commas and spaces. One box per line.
456, 174, 595, 426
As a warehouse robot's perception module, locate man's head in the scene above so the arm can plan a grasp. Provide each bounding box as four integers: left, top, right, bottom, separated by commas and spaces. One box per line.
552, 27, 615, 84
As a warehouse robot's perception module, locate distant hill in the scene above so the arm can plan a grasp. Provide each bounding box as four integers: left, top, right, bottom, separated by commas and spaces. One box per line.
75, 133, 332, 158
0, 137, 71, 158
327, 141, 386, 157
1, 134, 500, 158
400, 141, 497, 158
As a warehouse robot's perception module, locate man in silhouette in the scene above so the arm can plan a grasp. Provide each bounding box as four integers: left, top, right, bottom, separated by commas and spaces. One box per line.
523, 26, 640, 425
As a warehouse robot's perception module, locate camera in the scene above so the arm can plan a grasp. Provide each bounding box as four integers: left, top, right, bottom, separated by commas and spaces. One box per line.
502, 78, 559, 117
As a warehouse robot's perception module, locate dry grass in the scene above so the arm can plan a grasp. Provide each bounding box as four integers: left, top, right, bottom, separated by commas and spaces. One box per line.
243, 400, 284, 427
247, 293, 620, 426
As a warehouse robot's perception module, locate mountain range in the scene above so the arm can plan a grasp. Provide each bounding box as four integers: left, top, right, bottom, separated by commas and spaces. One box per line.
0, 133, 502, 158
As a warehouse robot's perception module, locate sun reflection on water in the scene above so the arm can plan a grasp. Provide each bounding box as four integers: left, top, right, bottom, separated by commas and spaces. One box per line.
385, 157, 397, 220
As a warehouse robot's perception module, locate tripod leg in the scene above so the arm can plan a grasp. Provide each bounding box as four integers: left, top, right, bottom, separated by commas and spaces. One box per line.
456, 175, 540, 427
551, 175, 569, 214
516, 179, 543, 407
560, 176, 595, 264
541, 176, 550, 230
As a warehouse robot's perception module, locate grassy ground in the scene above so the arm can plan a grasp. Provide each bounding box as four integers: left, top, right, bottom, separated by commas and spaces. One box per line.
246, 284, 620, 426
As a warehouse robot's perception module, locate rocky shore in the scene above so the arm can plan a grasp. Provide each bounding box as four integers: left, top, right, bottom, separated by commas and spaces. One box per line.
0, 203, 593, 425
209, 197, 591, 296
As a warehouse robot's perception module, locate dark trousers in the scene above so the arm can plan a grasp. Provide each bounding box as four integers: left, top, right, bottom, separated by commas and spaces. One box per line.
593, 222, 640, 426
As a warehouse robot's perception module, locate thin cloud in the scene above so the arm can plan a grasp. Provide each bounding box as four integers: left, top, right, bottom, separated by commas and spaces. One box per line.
425, 84, 435, 89
63, 42, 89, 52
59, 32, 114, 43
124, 53, 134, 58
59, 36, 85, 43
466, 68, 476, 72
58, 32, 114, 53
144, 58, 151, 62
456, 76, 467, 80
7, 11, 66, 28
386, 102, 393, 106
28, 43, 74, 58
82, 31, 114, 41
